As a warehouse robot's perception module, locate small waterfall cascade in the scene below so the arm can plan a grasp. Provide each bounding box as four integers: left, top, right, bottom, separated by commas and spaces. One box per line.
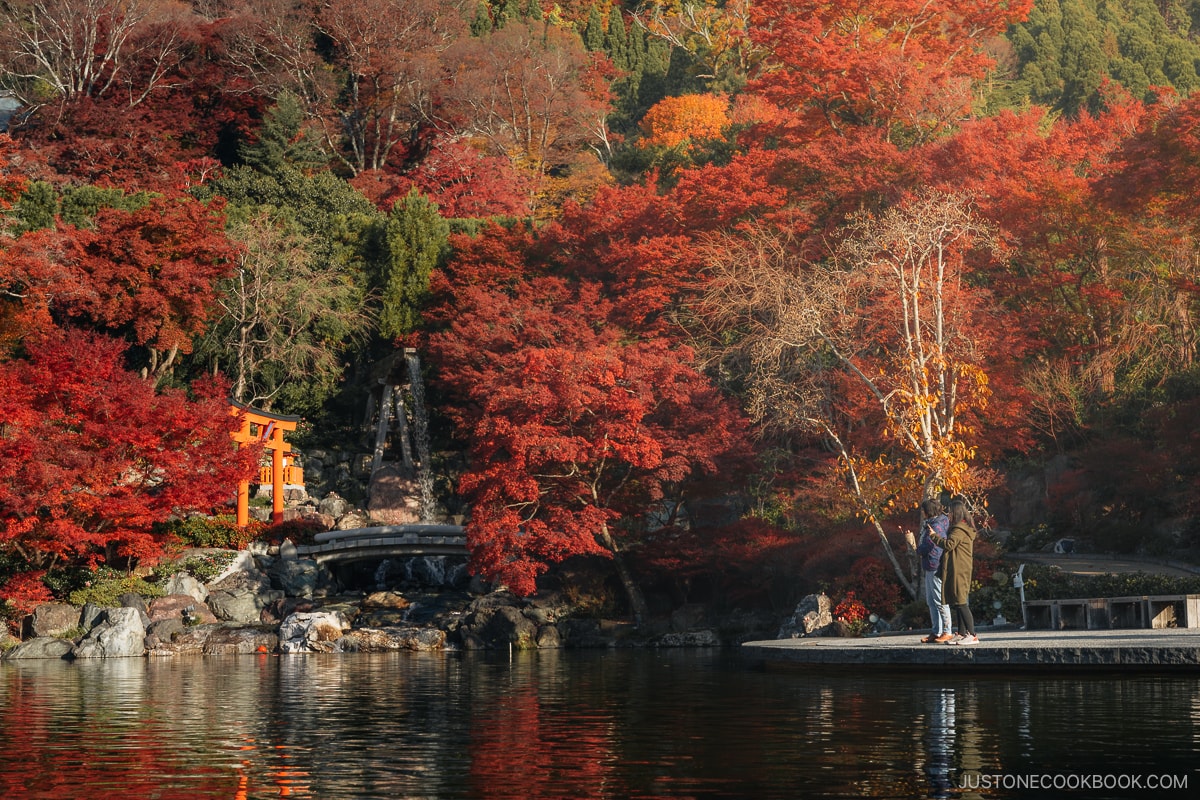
405, 348, 436, 522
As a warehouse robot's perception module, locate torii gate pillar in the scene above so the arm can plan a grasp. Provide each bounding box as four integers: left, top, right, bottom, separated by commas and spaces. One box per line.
230, 402, 301, 526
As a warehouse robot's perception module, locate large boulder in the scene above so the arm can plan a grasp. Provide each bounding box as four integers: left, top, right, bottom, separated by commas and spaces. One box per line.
340, 627, 446, 652
147, 623, 218, 656
147, 594, 218, 625
318, 492, 350, 520
367, 463, 422, 525
334, 510, 372, 530
206, 570, 284, 624
267, 558, 322, 599
145, 617, 185, 649
28, 602, 80, 638
278, 611, 351, 653
202, 626, 279, 655
72, 607, 146, 658
483, 606, 539, 650
777, 593, 834, 639
162, 572, 208, 603
3, 637, 74, 660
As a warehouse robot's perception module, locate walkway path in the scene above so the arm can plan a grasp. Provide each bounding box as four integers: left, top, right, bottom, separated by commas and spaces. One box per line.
742, 627, 1200, 670
1005, 552, 1200, 578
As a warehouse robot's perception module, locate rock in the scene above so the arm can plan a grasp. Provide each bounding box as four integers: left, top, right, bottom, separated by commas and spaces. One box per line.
367, 463, 422, 525
362, 591, 410, 610
28, 602, 80, 638
526, 594, 572, 626
484, 606, 538, 649
147, 623, 218, 656
267, 558, 320, 598
163, 572, 208, 603
318, 492, 350, 520
79, 603, 106, 631
335, 510, 371, 530
339, 627, 446, 652
73, 607, 146, 658
147, 594, 218, 625
3, 637, 75, 660
535, 624, 562, 648
279, 611, 351, 653
777, 593, 834, 639
119, 593, 152, 628
560, 618, 608, 648
146, 617, 185, 646
119, 593, 149, 615
202, 626, 278, 655
655, 629, 719, 647
177, 548, 256, 585
261, 596, 318, 626
206, 570, 284, 624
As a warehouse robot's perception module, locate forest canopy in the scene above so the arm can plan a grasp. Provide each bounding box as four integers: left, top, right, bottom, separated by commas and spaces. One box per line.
4, 0, 1200, 617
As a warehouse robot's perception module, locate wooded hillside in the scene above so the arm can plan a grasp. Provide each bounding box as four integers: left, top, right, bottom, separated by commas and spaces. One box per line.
4, 0, 1200, 617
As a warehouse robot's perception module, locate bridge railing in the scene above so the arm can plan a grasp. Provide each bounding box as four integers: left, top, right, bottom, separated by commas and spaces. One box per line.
294, 523, 467, 562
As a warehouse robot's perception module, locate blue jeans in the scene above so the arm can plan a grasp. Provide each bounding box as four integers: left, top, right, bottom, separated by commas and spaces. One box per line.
924, 571, 952, 636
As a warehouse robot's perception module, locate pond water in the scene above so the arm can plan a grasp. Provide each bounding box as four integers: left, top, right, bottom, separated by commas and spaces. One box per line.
1, 648, 1196, 799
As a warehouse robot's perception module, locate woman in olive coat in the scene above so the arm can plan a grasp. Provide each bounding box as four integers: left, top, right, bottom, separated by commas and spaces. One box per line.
931, 499, 979, 645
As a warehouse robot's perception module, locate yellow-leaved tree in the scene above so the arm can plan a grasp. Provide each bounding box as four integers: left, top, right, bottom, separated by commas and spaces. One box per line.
702, 192, 1001, 596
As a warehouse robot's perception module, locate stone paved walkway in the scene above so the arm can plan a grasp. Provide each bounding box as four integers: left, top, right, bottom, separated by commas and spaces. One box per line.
742, 627, 1200, 670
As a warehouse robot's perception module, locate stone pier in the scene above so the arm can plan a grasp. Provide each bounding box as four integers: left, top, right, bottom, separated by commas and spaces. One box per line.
742, 627, 1200, 670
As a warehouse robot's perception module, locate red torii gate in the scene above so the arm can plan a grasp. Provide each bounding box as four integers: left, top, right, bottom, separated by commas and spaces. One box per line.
229, 401, 302, 527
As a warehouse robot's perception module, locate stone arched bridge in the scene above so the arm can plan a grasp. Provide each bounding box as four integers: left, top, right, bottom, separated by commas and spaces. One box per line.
294, 524, 467, 565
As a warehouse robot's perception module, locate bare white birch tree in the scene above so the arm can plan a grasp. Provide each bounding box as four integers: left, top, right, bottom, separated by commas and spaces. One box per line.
702, 192, 996, 597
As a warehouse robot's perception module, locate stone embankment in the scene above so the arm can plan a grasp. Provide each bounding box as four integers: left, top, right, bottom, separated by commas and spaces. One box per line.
0, 541, 741, 661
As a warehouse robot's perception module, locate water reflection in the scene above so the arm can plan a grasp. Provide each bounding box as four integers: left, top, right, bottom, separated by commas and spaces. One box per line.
1, 652, 1199, 799
922, 687, 955, 798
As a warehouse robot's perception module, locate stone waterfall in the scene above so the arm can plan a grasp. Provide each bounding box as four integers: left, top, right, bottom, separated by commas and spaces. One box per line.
405, 348, 436, 522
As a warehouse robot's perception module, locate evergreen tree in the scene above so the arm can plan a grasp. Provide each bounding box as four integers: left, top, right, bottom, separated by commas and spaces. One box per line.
1006, 0, 1200, 115
470, 1, 493, 35
583, 4, 604, 51
605, 7, 630, 71
495, 0, 522, 28
239, 92, 327, 176
522, 0, 543, 23
372, 189, 449, 341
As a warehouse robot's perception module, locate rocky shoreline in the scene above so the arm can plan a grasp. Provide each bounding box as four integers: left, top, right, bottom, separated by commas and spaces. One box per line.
1, 540, 776, 661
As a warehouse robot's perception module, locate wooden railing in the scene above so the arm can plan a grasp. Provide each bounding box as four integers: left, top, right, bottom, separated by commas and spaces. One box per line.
258, 465, 305, 485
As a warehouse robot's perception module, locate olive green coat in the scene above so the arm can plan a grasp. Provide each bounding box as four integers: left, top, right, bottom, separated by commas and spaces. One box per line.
935, 521, 977, 606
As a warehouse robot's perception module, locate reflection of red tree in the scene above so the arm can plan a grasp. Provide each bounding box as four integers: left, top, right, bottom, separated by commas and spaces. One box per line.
0, 674, 310, 799
469, 684, 612, 800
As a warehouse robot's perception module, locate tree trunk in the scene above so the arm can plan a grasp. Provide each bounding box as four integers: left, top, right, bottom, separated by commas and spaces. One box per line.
870, 518, 917, 600
597, 523, 650, 627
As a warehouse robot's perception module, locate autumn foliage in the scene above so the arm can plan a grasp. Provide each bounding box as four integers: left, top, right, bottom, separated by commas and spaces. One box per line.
640, 94, 730, 150
0, 332, 259, 607
6, 0, 1200, 620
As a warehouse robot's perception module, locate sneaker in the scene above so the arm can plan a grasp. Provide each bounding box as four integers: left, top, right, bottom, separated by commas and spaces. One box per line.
943, 634, 964, 645
933, 633, 955, 643
954, 635, 980, 646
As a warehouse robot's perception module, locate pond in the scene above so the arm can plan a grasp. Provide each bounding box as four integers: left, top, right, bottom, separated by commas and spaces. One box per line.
0, 648, 1196, 798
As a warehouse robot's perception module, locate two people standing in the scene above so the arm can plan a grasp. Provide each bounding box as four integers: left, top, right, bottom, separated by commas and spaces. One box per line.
916, 497, 979, 645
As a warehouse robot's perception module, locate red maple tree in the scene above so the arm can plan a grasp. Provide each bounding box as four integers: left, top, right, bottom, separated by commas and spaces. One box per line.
427, 268, 751, 616
0, 330, 260, 606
